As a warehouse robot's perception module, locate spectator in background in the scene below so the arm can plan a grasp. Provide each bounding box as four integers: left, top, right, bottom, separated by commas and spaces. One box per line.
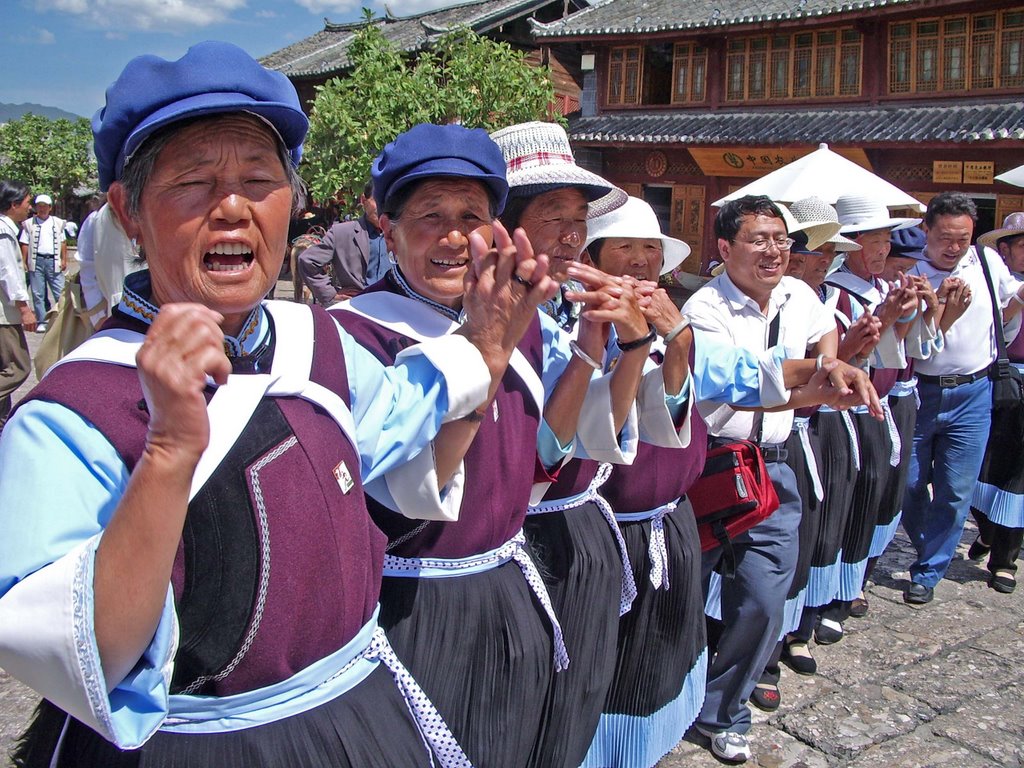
298, 181, 387, 305
0, 180, 36, 429
19, 193, 66, 332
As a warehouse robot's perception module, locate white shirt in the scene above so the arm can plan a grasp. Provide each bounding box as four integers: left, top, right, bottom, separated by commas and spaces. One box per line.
20, 214, 66, 271
910, 246, 1023, 376
683, 273, 835, 444
0, 215, 30, 324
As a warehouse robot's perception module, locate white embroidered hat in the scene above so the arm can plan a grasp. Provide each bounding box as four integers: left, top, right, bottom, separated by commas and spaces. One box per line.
490, 121, 627, 218
835, 193, 921, 234
787, 197, 861, 251
34, 194, 53, 206
584, 196, 691, 275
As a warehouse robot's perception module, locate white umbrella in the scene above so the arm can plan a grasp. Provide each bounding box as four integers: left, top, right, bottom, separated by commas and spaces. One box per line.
996, 164, 1024, 187
712, 143, 925, 212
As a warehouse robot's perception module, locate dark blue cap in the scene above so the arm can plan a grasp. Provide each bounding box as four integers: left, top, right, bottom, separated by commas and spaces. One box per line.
93, 41, 309, 191
789, 231, 821, 256
889, 225, 927, 259
372, 123, 509, 214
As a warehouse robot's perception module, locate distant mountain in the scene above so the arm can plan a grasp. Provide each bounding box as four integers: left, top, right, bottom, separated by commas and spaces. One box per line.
0, 103, 84, 122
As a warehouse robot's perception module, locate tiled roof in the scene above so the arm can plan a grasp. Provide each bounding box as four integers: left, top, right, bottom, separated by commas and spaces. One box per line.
262, 0, 556, 77
567, 102, 1024, 144
532, 0, 918, 37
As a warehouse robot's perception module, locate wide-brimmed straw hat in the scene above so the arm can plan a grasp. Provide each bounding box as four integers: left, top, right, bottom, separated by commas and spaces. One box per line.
978, 212, 1024, 249
490, 121, 627, 218
787, 197, 861, 251
835, 194, 920, 234
585, 196, 690, 275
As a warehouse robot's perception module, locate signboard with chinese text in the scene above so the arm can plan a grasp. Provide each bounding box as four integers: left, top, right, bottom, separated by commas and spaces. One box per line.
688, 147, 872, 178
963, 161, 994, 185
932, 161, 963, 184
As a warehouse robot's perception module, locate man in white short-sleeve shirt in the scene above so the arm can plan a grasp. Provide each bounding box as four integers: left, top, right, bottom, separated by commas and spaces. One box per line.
684, 196, 853, 763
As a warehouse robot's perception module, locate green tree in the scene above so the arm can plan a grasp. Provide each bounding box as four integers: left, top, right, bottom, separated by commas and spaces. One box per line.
303, 10, 560, 211
0, 114, 97, 211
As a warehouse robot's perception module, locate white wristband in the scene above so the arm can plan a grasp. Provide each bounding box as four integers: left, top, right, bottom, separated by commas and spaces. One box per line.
569, 340, 603, 371
663, 317, 691, 345
815, 353, 826, 371
1013, 290, 1024, 306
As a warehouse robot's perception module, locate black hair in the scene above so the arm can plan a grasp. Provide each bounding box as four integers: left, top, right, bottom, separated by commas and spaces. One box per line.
0, 180, 30, 214
714, 195, 785, 241
924, 191, 977, 228
362, 180, 373, 199
586, 237, 607, 266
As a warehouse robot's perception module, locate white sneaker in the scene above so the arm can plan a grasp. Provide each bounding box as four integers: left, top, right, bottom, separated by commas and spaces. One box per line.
36, 322, 48, 333
696, 725, 752, 762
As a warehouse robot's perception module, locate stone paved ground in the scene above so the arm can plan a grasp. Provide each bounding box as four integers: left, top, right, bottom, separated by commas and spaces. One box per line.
3, 285, 1022, 766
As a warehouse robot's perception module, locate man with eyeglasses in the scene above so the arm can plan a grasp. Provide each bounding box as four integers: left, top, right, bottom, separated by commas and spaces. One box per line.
683, 195, 880, 763
901, 192, 1024, 604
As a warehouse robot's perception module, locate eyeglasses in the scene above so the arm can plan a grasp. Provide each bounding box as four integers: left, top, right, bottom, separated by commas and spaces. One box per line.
737, 236, 795, 253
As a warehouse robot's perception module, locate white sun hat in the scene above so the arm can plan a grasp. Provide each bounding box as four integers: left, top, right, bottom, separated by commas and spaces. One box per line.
584, 196, 691, 275
835, 193, 921, 234
490, 121, 627, 218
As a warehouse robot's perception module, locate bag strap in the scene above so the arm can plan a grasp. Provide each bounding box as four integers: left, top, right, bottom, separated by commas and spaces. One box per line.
976, 238, 1011, 373
754, 312, 781, 444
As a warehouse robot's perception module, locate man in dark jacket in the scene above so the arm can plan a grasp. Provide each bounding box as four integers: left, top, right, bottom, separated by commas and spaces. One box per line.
298, 181, 387, 305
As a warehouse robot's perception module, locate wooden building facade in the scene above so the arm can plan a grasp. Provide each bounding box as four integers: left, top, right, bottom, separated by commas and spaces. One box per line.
532, 0, 1024, 284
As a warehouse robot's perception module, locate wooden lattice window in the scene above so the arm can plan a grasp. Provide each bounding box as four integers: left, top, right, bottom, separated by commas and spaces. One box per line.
724, 28, 861, 101
888, 7, 1024, 93
607, 46, 641, 105
672, 43, 708, 103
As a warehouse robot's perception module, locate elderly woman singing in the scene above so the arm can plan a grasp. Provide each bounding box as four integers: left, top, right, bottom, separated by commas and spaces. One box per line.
0, 43, 555, 767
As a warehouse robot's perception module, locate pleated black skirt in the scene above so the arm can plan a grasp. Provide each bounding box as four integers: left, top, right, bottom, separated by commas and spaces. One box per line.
784, 422, 822, 600
973, 388, 1024, 528
836, 412, 892, 600
804, 411, 858, 608
26, 664, 441, 768
871, 393, 917, 557
581, 501, 707, 768
379, 558, 554, 768
522, 500, 624, 768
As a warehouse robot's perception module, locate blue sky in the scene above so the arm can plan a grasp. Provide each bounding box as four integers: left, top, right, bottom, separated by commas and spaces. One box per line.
4, 0, 463, 119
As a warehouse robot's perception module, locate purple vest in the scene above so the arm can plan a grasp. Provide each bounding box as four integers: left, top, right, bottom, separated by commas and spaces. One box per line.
604, 342, 708, 512
332, 280, 545, 558
22, 306, 386, 696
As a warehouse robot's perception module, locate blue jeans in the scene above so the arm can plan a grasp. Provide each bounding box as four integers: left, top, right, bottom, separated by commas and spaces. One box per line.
698, 459, 801, 734
901, 377, 992, 588
29, 256, 64, 322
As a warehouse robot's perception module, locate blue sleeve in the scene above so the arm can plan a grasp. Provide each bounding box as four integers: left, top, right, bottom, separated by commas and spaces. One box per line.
340, 330, 451, 485
692, 331, 783, 407
536, 313, 577, 467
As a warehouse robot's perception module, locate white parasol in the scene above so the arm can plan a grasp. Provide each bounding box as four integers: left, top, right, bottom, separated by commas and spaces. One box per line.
712, 143, 925, 212
996, 164, 1024, 187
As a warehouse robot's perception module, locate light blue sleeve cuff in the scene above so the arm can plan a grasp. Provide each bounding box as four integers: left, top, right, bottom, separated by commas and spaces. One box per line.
538, 418, 574, 469
665, 375, 690, 419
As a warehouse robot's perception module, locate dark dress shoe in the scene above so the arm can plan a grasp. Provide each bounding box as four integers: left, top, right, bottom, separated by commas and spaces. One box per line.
849, 595, 869, 618
904, 582, 934, 604
991, 570, 1016, 594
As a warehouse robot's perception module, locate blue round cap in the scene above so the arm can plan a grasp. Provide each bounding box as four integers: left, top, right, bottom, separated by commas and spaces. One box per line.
93, 41, 309, 191
372, 124, 509, 215
889, 225, 927, 259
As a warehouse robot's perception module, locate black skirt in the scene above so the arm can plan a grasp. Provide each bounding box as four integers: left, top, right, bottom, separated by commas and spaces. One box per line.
784, 421, 822, 600
523, 500, 624, 768
28, 664, 441, 768
836, 412, 892, 600
379, 558, 554, 768
871, 393, 917, 555
804, 411, 858, 608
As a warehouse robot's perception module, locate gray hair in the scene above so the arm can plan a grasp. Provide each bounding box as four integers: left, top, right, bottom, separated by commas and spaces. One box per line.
118, 114, 306, 218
